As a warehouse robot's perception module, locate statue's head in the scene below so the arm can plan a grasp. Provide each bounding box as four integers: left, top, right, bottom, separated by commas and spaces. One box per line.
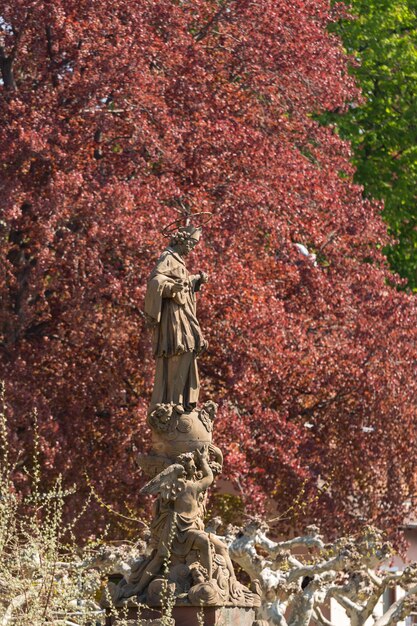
170, 225, 202, 256
190, 562, 208, 584
202, 400, 218, 421
177, 451, 197, 478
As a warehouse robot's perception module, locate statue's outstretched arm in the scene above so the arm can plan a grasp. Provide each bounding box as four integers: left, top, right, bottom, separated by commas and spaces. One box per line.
195, 445, 213, 491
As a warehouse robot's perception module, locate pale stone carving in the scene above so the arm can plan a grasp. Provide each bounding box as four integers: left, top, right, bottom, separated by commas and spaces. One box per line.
110, 224, 260, 614
144, 225, 208, 412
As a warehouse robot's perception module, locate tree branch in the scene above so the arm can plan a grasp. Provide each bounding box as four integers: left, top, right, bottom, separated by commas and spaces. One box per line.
373, 583, 417, 626
0, 46, 16, 90
287, 554, 346, 583
45, 25, 59, 87
194, 3, 230, 42
313, 606, 337, 626
0, 14, 30, 90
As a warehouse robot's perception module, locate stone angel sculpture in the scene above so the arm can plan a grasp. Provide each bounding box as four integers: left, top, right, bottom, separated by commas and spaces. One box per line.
115, 448, 212, 600
114, 447, 245, 603
141, 463, 186, 501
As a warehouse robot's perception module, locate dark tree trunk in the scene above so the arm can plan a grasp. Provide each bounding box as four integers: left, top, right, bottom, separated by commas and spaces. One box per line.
0, 47, 16, 90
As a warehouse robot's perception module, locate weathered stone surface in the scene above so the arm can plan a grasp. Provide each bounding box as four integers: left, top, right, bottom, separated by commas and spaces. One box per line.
107, 605, 256, 626
108, 224, 259, 611
150, 408, 213, 459
144, 225, 206, 412
113, 620, 174, 626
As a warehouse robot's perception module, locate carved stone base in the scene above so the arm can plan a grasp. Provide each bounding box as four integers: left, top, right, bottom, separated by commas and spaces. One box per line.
106, 605, 256, 626
113, 621, 174, 626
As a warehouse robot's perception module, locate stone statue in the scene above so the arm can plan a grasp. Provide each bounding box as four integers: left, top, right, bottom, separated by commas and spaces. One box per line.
117, 447, 212, 599
108, 222, 260, 620
144, 225, 208, 413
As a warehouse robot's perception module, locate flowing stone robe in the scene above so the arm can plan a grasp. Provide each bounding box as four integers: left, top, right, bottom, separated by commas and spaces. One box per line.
149, 499, 206, 558
144, 247, 205, 410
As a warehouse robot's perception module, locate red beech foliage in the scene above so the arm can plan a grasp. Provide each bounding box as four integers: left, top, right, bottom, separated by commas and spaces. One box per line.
1, 0, 416, 541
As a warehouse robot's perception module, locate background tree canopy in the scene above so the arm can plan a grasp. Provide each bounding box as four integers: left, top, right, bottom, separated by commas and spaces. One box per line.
1, 0, 417, 544
327, 0, 417, 289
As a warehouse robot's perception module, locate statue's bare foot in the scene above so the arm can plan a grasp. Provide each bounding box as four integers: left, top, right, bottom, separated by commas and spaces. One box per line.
107, 579, 136, 605
108, 581, 124, 604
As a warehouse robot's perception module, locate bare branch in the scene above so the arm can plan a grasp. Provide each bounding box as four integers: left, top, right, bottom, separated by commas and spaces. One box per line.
313, 607, 338, 626
287, 554, 346, 583
373, 583, 417, 626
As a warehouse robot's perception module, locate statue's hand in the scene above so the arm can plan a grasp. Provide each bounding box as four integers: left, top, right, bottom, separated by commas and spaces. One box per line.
195, 444, 209, 462
199, 271, 209, 284
197, 338, 208, 356
171, 281, 185, 294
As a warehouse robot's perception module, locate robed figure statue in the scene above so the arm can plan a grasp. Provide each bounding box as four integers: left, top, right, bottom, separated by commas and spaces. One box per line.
108, 221, 261, 611
144, 225, 208, 413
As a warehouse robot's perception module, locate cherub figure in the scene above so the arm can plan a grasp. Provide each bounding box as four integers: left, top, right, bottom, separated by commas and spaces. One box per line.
115, 445, 242, 601
147, 403, 175, 433
188, 563, 222, 605
197, 400, 218, 433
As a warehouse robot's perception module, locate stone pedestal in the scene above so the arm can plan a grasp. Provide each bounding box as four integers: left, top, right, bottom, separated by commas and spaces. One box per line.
106, 605, 256, 626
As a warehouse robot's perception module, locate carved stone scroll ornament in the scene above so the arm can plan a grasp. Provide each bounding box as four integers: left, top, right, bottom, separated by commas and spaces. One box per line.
110, 224, 260, 612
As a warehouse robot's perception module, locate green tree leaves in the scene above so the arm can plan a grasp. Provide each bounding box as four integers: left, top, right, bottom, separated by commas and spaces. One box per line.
327, 1, 417, 288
